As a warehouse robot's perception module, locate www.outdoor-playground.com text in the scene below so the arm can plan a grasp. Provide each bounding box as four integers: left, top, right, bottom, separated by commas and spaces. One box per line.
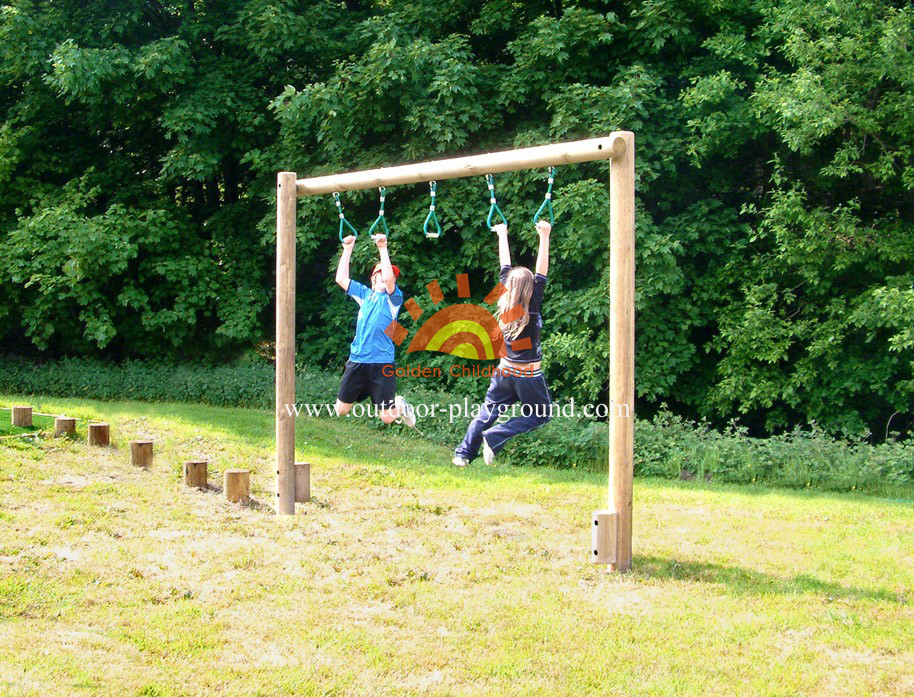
284, 399, 631, 423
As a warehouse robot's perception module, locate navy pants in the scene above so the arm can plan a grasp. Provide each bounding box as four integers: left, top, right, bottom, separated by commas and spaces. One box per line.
455, 371, 552, 461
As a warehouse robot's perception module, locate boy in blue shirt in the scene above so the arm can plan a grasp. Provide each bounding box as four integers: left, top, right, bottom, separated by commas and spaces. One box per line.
334, 234, 416, 427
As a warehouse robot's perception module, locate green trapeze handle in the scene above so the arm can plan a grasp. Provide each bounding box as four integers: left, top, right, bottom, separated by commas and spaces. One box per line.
334, 192, 359, 241
485, 174, 509, 228
533, 166, 555, 226
368, 187, 390, 238
423, 181, 442, 238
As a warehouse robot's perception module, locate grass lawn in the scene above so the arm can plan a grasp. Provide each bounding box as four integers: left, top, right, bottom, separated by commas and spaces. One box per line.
0, 395, 912, 697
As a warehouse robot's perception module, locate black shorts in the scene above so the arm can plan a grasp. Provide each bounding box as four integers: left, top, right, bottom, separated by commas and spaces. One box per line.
337, 361, 397, 409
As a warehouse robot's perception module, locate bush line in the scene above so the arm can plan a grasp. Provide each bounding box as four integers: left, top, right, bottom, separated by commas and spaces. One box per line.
0, 356, 910, 494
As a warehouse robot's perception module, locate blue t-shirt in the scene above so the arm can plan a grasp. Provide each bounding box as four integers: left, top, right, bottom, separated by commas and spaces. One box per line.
346, 280, 404, 363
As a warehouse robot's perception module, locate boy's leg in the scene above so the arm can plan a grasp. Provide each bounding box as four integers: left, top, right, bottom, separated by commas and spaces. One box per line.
369, 363, 400, 424
482, 374, 552, 455
455, 375, 517, 461
337, 361, 369, 416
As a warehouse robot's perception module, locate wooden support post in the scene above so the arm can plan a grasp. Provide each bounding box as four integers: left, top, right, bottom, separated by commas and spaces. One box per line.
130, 440, 154, 468
11, 406, 32, 428
184, 460, 208, 489
608, 131, 636, 572
87, 423, 110, 447
276, 171, 297, 515
225, 469, 250, 504
591, 510, 618, 565
295, 462, 311, 503
54, 416, 76, 437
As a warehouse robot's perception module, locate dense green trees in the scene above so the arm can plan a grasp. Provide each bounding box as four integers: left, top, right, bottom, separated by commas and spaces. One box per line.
1, 0, 911, 436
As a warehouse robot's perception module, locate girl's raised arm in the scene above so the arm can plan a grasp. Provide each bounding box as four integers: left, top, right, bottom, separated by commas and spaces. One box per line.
535, 221, 551, 276
493, 223, 511, 268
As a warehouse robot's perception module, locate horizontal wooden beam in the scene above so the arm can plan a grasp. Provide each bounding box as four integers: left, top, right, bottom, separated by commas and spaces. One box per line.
295, 134, 627, 196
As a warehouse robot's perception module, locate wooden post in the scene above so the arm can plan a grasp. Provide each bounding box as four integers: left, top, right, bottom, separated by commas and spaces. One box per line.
11, 406, 32, 428
87, 423, 110, 447
184, 460, 208, 489
295, 461, 311, 503
54, 416, 76, 437
608, 131, 636, 572
276, 171, 297, 515
130, 440, 154, 468
225, 469, 250, 504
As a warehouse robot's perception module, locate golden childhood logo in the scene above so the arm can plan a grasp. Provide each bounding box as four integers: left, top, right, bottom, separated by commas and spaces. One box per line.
383, 273, 530, 360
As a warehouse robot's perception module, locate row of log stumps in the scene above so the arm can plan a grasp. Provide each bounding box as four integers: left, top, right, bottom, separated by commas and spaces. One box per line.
181, 460, 249, 502
9, 404, 311, 508
183, 460, 311, 504
12, 405, 109, 445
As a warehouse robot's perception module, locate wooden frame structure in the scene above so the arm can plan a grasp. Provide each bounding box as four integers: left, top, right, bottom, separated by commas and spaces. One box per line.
276, 132, 635, 571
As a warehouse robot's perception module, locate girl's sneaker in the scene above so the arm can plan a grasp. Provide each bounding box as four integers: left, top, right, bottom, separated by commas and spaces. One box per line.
482, 437, 495, 465
451, 456, 469, 467
395, 395, 416, 428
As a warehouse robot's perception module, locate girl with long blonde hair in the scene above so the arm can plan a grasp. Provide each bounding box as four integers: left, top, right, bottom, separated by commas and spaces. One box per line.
453, 220, 553, 466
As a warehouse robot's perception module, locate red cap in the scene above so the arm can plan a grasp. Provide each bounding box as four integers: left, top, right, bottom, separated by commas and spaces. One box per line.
372, 263, 401, 280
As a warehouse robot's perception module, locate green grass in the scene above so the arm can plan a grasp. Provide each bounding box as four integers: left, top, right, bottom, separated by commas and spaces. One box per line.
0, 394, 912, 697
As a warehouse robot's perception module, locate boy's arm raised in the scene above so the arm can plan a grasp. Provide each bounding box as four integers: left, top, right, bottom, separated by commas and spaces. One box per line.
335, 235, 355, 290
374, 235, 396, 294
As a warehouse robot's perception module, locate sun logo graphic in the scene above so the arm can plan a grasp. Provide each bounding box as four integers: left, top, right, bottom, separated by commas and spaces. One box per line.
382, 273, 531, 360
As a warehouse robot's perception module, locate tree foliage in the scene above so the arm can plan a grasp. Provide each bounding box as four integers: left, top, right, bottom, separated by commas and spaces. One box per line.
1, 0, 912, 436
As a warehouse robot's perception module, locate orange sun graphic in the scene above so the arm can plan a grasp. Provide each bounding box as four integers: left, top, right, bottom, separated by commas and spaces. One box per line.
383, 274, 532, 360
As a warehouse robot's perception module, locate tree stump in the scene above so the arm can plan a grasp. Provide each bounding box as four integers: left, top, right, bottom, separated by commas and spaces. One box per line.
11, 406, 32, 428
224, 469, 250, 503
184, 460, 208, 489
130, 440, 154, 468
87, 423, 110, 447
54, 416, 76, 437
295, 461, 311, 503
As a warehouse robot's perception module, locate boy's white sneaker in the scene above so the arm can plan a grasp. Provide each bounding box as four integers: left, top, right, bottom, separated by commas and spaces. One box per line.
395, 395, 416, 428
482, 437, 495, 466
452, 456, 469, 467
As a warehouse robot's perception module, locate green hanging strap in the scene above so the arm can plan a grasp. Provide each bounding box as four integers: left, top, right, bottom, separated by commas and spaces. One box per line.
368, 187, 390, 238
485, 174, 509, 228
333, 192, 359, 241
423, 181, 442, 239
533, 166, 556, 226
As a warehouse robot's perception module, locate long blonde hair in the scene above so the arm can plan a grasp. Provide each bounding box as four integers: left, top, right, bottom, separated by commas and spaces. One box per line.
497, 267, 534, 341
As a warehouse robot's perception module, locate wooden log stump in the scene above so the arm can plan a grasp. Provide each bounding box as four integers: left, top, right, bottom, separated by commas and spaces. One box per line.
295, 461, 311, 503
54, 416, 76, 437
87, 423, 110, 447
184, 460, 208, 489
11, 406, 32, 428
224, 469, 250, 503
130, 440, 154, 468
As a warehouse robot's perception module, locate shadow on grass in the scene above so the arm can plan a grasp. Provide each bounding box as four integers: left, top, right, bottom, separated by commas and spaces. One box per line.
653, 476, 914, 507
636, 554, 908, 605
198, 482, 273, 514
